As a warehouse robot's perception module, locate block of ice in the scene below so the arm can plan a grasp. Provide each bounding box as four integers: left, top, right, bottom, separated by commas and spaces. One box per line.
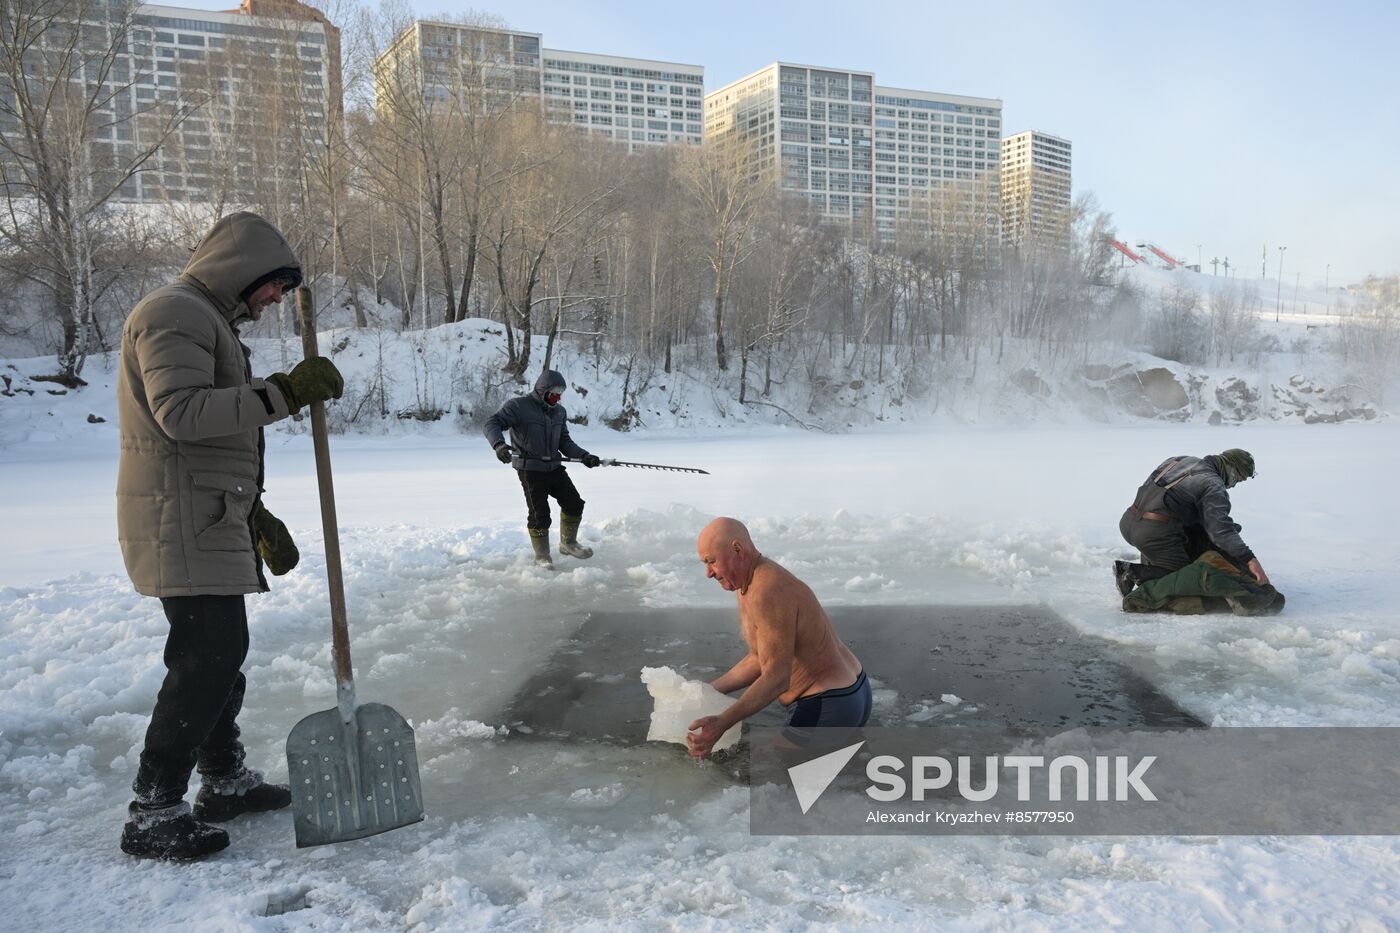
640, 666, 742, 752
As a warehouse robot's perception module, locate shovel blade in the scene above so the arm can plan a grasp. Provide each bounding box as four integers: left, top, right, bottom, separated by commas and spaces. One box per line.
286, 701, 424, 847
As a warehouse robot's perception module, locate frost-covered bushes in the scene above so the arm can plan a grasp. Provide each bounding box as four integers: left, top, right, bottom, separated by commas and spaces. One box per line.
1334, 297, 1400, 407
1146, 282, 1209, 365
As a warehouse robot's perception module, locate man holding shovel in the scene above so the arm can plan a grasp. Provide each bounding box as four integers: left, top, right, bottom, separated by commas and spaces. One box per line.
116, 212, 343, 860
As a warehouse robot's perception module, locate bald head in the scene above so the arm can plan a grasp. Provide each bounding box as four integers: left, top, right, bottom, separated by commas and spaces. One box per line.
697, 517, 761, 593
698, 517, 754, 553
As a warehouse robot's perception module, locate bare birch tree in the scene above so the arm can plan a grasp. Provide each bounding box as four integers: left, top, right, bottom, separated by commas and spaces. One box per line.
677, 132, 773, 371
0, 0, 197, 382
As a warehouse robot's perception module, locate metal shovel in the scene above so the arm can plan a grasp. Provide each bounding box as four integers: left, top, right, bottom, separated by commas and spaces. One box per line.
285, 287, 424, 847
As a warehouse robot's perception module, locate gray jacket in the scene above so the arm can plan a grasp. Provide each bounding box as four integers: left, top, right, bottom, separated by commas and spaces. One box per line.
483, 370, 590, 471
116, 212, 296, 596
1152, 455, 1255, 565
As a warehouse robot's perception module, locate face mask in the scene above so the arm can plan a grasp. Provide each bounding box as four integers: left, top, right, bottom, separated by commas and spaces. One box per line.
545, 391, 562, 406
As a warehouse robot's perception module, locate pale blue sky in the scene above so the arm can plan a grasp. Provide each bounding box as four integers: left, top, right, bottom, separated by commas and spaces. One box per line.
187, 0, 1400, 284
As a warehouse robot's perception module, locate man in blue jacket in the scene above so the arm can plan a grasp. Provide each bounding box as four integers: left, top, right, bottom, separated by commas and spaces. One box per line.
484, 369, 601, 567
1115, 448, 1268, 596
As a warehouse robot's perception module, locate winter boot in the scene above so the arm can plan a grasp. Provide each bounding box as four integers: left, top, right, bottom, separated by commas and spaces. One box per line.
558, 513, 593, 559
1113, 560, 1137, 597
192, 768, 292, 823
1226, 585, 1286, 617
529, 529, 554, 567
120, 801, 229, 861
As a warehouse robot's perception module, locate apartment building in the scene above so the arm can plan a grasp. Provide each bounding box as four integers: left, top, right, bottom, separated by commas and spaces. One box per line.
1000, 129, 1073, 246
705, 63, 876, 226
704, 63, 1003, 238
872, 87, 1002, 239
374, 20, 543, 114
110, 0, 340, 202
376, 22, 702, 152
543, 50, 703, 151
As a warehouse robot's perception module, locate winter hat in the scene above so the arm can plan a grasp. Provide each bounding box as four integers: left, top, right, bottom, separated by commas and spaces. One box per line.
1217, 448, 1256, 487
239, 266, 303, 305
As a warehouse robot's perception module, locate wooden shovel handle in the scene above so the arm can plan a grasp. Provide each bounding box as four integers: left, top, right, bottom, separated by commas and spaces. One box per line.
296, 287, 354, 688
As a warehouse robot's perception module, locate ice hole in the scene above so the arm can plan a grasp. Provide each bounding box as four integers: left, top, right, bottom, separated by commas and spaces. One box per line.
497, 605, 1203, 745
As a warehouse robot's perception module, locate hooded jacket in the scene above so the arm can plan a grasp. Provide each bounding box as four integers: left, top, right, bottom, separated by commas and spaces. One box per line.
1141, 455, 1255, 566
116, 212, 297, 596
483, 369, 591, 472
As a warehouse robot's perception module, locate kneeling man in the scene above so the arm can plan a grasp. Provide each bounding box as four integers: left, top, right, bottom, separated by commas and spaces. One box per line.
688, 517, 870, 758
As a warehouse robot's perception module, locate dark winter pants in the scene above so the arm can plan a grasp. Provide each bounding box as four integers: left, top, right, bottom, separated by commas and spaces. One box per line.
1118, 508, 1214, 584
517, 467, 585, 531
132, 595, 250, 809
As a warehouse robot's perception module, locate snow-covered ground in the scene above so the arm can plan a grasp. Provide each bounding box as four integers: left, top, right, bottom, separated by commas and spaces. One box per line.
2, 412, 1398, 929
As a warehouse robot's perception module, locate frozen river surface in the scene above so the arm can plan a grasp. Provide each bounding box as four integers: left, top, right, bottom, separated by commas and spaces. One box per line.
2, 421, 1398, 929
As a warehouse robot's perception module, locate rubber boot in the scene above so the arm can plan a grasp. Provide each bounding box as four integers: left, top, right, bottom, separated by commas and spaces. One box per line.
529, 529, 554, 567
558, 513, 593, 559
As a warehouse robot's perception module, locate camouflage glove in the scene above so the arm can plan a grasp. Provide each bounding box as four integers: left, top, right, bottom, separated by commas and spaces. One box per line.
582, 454, 602, 468
494, 443, 513, 464
252, 504, 299, 575
266, 357, 344, 413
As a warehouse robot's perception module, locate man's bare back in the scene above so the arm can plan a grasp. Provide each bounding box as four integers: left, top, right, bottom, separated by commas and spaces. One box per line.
738, 557, 860, 704
688, 517, 869, 758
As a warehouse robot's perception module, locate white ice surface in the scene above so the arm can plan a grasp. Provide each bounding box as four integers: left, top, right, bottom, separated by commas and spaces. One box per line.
2, 420, 1398, 929
641, 666, 741, 752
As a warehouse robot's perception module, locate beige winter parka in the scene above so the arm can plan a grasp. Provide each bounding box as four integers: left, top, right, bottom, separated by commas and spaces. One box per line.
116, 212, 297, 596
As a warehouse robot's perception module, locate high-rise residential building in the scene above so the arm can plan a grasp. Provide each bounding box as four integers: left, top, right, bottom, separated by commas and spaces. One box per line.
872, 87, 1002, 239
119, 0, 340, 202
704, 63, 1003, 238
1000, 129, 1072, 247
705, 63, 875, 227
542, 50, 703, 151
374, 20, 543, 115
375, 22, 702, 152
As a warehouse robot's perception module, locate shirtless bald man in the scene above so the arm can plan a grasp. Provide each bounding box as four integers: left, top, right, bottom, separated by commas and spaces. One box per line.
687, 517, 871, 759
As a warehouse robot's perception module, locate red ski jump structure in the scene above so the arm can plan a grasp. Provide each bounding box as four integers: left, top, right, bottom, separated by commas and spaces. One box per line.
1107, 239, 1188, 269
1143, 243, 1185, 268
1110, 239, 1143, 262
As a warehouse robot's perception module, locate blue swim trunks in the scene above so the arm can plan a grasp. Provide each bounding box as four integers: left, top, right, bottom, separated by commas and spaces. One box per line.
785, 671, 872, 728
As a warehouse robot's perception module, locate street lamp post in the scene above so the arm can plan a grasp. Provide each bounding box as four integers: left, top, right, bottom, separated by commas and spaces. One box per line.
1197, 244, 1203, 271
1275, 246, 1287, 322
1325, 263, 1331, 314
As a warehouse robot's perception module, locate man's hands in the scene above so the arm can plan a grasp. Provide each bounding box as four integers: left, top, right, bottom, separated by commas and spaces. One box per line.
582, 454, 602, 468
1247, 558, 1270, 586
253, 504, 299, 575
686, 715, 730, 759
494, 443, 513, 464
266, 357, 344, 413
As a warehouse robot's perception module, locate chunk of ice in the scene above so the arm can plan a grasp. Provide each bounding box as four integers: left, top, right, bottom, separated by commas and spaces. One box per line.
640, 666, 742, 752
